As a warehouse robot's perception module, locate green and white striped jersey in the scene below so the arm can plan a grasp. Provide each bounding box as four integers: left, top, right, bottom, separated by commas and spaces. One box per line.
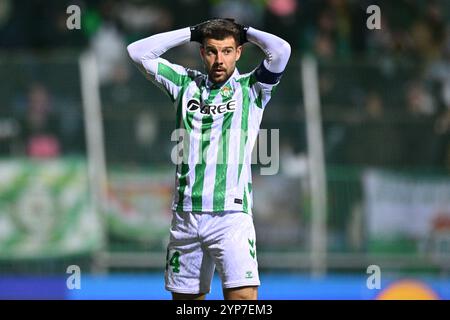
152, 58, 279, 214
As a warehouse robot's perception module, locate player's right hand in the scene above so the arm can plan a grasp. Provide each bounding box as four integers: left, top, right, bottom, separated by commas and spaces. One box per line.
190, 20, 211, 43
235, 22, 249, 45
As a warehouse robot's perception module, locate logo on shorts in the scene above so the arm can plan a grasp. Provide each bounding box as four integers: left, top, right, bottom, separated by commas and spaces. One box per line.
245, 271, 253, 279
248, 238, 256, 259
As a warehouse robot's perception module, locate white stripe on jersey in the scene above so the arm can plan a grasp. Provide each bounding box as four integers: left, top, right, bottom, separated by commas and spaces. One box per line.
201, 93, 225, 211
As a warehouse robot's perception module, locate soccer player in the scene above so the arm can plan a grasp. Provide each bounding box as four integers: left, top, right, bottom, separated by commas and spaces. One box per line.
127, 18, 290, 300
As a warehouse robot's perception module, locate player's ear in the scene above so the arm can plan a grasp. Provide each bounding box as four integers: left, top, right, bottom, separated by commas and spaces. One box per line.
200, 45, 205, 61
235, 45, 242, 61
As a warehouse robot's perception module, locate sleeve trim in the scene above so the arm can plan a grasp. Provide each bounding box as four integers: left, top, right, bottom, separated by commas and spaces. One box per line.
254, 61, 283, 85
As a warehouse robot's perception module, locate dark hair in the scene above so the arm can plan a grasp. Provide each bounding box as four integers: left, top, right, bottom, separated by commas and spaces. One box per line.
200, 19, 241, 46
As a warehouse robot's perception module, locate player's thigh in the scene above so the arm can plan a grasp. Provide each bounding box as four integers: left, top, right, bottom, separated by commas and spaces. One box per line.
165, 213, 215, 295
165, 239, 216, 295
207, 212, 260, 290
223, 286, 258, 300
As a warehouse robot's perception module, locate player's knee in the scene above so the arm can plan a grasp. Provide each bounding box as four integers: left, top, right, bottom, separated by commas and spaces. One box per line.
224, 286, 258, 300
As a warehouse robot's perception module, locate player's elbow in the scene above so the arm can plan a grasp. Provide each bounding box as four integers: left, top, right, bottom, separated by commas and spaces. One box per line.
127, 42, 142, 64
278, 40, 291, 62
270, 40, 291, 71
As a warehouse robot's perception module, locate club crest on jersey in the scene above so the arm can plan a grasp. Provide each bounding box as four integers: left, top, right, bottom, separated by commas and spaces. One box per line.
220, 84, 233, 99
186, 99, 237, 115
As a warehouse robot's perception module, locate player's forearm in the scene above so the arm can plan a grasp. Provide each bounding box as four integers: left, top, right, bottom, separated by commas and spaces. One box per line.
246, 27, 291, 73
127, 27, 191, 66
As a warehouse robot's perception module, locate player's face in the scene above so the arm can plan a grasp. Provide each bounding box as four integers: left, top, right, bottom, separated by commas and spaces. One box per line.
201, 36, 242, 84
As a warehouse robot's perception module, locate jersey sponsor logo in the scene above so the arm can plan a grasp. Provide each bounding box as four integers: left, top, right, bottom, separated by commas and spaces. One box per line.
186, 99, 237, 115
186, 99, 200, 111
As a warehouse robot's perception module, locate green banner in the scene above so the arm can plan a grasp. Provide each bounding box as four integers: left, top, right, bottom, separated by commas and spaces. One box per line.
0, 158, 104, 259
364, 169, 450, 253
105, 168, 173, 246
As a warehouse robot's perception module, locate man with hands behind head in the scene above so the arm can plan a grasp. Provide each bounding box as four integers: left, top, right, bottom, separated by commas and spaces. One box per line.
127, 18, 290, 300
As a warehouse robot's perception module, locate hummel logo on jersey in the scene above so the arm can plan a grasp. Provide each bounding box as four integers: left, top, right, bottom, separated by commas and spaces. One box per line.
186, 99, 237, 115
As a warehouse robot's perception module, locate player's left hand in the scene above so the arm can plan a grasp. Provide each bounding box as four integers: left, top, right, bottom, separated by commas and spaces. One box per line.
223, 18, 249, 45
232, 20, 249, 45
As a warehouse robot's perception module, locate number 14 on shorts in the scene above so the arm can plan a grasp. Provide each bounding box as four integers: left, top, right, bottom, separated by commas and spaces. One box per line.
166, 250, 181, 273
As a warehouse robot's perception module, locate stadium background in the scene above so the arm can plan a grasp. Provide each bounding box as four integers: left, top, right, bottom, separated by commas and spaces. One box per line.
0, 0, 449, 299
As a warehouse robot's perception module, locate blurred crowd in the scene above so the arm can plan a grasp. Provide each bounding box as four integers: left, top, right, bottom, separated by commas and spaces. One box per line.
0, 0, 449, 170
1, 0, 448, 61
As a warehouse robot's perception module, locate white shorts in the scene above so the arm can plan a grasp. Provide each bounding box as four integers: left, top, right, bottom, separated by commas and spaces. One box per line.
164, 210, 260, 294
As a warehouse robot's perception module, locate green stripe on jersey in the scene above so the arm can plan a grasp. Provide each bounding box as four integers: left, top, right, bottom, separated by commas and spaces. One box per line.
190, 88, 220, 211
175, 84, 192, 211
271, 84, 278, 96
255, 90, 263, 109
158, 63, 190, 86
212, 110, 234, 211
176, 163, 189, 212
243, 184, 248, 213
183, 90, 200, 134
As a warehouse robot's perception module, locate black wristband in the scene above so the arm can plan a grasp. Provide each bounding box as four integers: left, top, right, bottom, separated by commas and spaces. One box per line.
254, 61, 283, 84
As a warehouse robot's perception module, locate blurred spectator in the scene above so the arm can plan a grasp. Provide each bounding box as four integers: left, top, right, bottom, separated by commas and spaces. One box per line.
86, 1, 130, 85
402, 80, 439, 166
0, 106, 19, 156
409, 1, 446, 62
315, 31, 335, 61
365, 91, 384, 120
406, 81, 437, 116
280, 141, 308, 177
19, 83, 61, 159
427, 39, 450, 113
90, 22, 130, 85
323, 0, 352, 60
426, 39, 450, 168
